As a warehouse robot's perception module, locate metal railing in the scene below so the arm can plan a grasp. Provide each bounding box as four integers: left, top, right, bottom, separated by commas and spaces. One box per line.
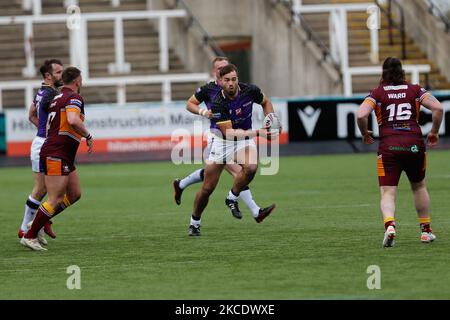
169, 0, 225, 57
375, 0, 407, 59
0, 3, 211, 110
275, 0, 431, 96
20, 0, 145, 15
271, 0, 335, 68
0, 10, 189, 78
347, 64, 431, 94
0, 73, 210, 111
425, 0, 450, 32
288, 1, 383, 96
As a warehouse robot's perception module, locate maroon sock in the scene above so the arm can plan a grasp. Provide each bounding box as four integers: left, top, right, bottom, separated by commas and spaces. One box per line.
25, 208, 51, 239
420, 223, 432, 233
51, 203, 66, 218
384, 221, 396, 230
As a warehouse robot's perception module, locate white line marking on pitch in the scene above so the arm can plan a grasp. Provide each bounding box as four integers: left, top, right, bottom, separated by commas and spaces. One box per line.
299, 204, 373, 209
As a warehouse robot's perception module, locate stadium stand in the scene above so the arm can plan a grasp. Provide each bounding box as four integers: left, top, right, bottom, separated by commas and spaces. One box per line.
280, 0, 450, 94
0, 0, 213, 109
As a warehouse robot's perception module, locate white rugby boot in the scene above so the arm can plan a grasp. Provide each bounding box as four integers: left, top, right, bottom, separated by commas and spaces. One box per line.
382, 225, 396, 248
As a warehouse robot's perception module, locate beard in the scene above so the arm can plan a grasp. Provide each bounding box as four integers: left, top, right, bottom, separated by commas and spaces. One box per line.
53, 77, 63, 88
226, 87, 237, 97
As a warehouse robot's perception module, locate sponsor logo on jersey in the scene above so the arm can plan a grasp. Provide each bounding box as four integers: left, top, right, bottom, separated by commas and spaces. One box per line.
383, 85, 408, 91
388, 145, 419, 153
393, 123, 411, 131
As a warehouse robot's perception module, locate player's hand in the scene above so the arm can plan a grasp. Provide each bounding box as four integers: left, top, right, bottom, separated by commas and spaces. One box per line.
362, 131, 374, 144
258, 128, 279, 141
427, 132, 439, 147
85, 134, 94, 153
198, 109, 211, 119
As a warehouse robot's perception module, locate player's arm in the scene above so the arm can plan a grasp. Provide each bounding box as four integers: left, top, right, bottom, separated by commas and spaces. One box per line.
254, 87, 280, 134
260, 95, 274, 116
28, 103, 39, 128
186, 95, 211, 119
421, 94, 444, 147
357, 100, 375, 144
216, 121, 269, 140
66, 110, 93, 153
186, 87, 212, 120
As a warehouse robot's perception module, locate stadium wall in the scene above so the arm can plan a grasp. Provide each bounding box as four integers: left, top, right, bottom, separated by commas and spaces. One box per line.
250, 1, 341, 98
172, 0, 341, 97
159, 0, 218, 75
0, 113, 5, 153
399, 0, 450, 82
179, 0, 251, 38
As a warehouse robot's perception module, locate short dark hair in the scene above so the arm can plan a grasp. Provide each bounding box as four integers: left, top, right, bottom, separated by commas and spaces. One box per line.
212, 56, 229, 68
62, 67, 81, 84
381, 57, 405, 85
219, 64, 238, 78
39, 59, 62, 78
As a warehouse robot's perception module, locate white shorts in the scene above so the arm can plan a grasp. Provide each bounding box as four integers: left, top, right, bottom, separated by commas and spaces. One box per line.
30, 136, 45, 173
204, 132, 214, 157
207, 135, 257, 164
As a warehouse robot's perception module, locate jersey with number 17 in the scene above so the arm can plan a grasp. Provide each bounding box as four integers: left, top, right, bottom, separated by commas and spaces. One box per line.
40, 87, 85, 164
363, 83, 430, 140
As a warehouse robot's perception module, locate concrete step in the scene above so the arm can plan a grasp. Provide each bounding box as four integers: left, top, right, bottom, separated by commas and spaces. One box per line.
87, 37, 160, 46
42, 1, 147, 14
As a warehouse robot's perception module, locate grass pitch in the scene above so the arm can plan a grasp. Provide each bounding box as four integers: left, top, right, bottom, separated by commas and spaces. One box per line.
1, 150, 450, 300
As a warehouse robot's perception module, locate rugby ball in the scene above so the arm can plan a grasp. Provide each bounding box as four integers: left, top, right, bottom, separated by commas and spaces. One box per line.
263, 113, 281, 130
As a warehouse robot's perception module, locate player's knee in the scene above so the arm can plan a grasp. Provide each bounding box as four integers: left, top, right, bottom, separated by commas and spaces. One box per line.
201, 185, 216, 197
32, 188, 46, 201
244, 164, 258, 179
411, 180, 426, 192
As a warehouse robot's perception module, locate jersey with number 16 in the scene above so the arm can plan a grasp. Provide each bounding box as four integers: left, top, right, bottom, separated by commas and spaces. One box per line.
363, 83, 430, 140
